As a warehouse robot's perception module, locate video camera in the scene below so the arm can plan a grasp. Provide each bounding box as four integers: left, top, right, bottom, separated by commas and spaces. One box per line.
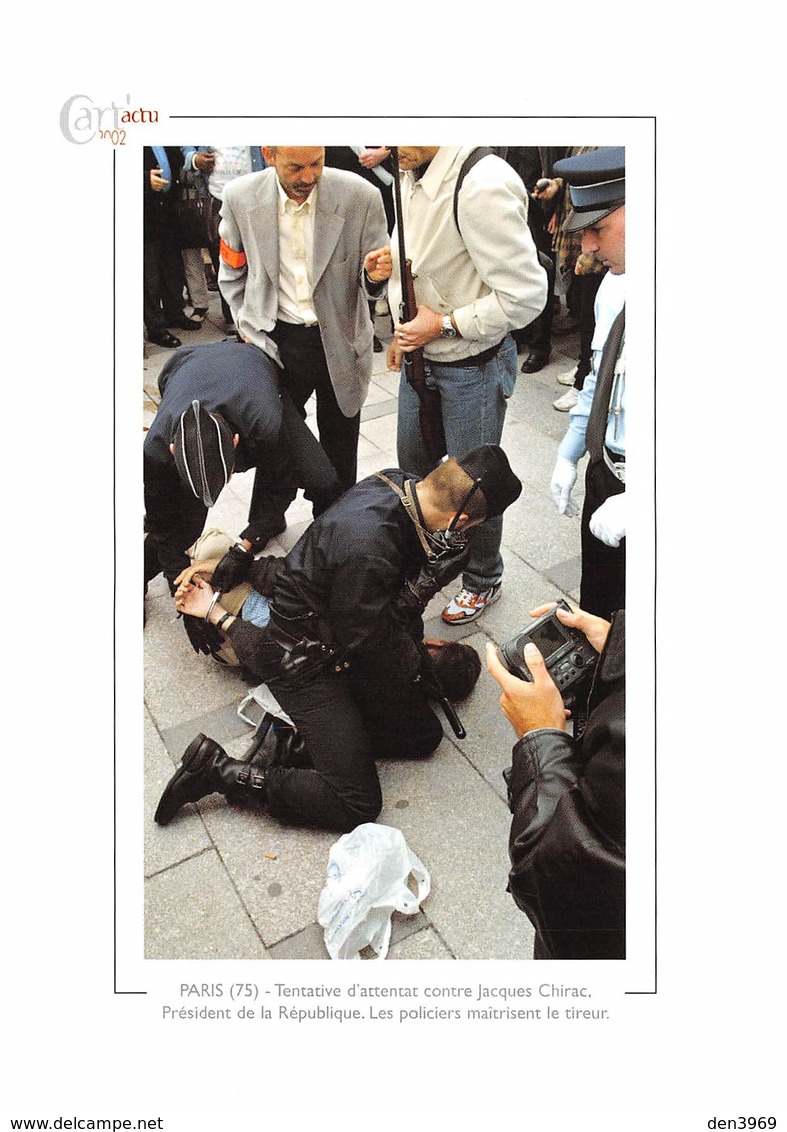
501, 600, 598, 697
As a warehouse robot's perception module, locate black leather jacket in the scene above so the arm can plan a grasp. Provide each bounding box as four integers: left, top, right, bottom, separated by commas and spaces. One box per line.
229, 470, 431, 682
506, 611, 625, 959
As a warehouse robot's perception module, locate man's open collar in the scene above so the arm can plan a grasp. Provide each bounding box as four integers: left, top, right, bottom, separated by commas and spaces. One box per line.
275, 175, 319, 215
406, 146, 469, 199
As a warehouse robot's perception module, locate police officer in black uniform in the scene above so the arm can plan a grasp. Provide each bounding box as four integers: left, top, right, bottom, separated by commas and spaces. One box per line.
155, 445, 522, 832
144, 341, 343, 591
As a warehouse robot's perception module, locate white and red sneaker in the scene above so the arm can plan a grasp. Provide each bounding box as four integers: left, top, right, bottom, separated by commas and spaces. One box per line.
441, 584, 502, 624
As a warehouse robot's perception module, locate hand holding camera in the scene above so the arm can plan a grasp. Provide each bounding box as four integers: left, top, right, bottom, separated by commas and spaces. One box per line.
487, 602, 611, 739
527, 602, 611, 657
486, 638, 568, 739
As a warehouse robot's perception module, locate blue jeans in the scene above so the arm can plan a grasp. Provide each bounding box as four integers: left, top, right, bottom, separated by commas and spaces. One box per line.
397, 334, 517, 592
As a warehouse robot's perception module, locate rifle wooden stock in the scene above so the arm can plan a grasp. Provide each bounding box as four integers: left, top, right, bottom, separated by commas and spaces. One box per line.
401, 259, 446, 462
390, 146, 446, 463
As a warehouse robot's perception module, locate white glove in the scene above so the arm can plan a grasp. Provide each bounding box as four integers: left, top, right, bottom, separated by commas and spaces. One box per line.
550, 456, 579, 517
589, 493, 626, 547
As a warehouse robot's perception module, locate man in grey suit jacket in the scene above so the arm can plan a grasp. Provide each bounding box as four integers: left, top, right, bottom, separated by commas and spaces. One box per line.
218, 147, 391, 516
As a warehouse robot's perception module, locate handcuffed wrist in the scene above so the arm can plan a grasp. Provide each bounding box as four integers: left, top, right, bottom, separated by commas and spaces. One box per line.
204, 591, 223, 622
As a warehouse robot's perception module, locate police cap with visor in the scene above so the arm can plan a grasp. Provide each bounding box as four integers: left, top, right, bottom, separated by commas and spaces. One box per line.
553, 146, 625, 232
173, 399, 236, 507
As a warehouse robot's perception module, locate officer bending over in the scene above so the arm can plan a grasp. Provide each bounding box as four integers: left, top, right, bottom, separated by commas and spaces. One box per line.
144, 341, 343, 592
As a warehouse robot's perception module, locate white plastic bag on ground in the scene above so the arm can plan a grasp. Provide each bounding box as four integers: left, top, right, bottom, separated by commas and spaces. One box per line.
317, 824, 431, 960
237, 683, 294, 729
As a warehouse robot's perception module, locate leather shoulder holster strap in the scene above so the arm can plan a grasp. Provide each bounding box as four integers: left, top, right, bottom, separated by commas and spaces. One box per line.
375, 471, 435, 560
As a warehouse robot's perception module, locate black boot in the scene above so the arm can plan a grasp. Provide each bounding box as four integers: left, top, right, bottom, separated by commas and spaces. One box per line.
245, 713, 312, 772
154, 734, 268, 825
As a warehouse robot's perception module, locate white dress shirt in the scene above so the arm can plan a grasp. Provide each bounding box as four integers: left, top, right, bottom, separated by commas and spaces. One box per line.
275, 178, 318, 325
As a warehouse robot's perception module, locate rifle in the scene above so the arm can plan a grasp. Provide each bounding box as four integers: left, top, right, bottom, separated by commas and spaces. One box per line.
416, 669, 466, 740
389, 147, 447, 463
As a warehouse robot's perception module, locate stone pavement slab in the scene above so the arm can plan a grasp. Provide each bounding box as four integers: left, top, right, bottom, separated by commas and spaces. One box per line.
145, 851, 271, 961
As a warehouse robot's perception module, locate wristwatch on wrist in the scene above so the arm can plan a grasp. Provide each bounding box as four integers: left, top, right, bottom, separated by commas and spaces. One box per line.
441, 314, 459, 339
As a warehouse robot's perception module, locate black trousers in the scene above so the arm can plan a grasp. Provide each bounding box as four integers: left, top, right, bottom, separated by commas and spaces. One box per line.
144, 462, 207, 589
233, 629, 443, 832
271, 321, 361, 492
516, 249, 555, 358
143, 234, 186, 336
208, 196, 232, 324
245, 390, 344, 536
572, 271, 605, 388
579, 459, 626, 621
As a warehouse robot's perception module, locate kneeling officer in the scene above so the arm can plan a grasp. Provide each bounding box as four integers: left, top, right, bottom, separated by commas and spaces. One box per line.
155, 445, 522, 832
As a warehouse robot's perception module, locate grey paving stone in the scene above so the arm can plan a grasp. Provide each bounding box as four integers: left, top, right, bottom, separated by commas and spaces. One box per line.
376, 748, 533, 960
501, 417, 575, 491
357, 432, 387, 462
268, 910, 430, 961
144, 707, 212, 877
144, 601, 249, 730
160, 701, 254, 756
361, 397, 399, 422
369, 371, 400, 397
268, 922, 329, 960
359, 411, 401, 455
357, 449, 399, 484
145, 851, 270, 960
205, 475, 253, 532
501, 488, 584, 574
387, 909, 431, 948
195, 773, 338, 947
387, 927, 454, 960
146, 572, 169, 599
276, 518, 311, 554
361, 381, 394, 407
545, 556, 582, 599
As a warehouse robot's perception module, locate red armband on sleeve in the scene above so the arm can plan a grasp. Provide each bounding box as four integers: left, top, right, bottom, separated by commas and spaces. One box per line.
220, 239, 247, 269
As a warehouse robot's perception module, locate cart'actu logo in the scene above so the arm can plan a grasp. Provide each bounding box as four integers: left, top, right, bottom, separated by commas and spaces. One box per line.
60, 94, 159, 144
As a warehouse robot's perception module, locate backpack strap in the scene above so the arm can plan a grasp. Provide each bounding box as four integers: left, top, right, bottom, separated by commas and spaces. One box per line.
453, 147, 496, 235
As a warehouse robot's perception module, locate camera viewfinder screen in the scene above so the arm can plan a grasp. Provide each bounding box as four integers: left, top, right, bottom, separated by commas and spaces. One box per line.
528, 619, 565, 659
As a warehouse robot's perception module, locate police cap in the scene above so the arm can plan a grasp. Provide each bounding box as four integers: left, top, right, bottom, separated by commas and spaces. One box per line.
173, 399, 236, 507
553, 146, 625, 231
